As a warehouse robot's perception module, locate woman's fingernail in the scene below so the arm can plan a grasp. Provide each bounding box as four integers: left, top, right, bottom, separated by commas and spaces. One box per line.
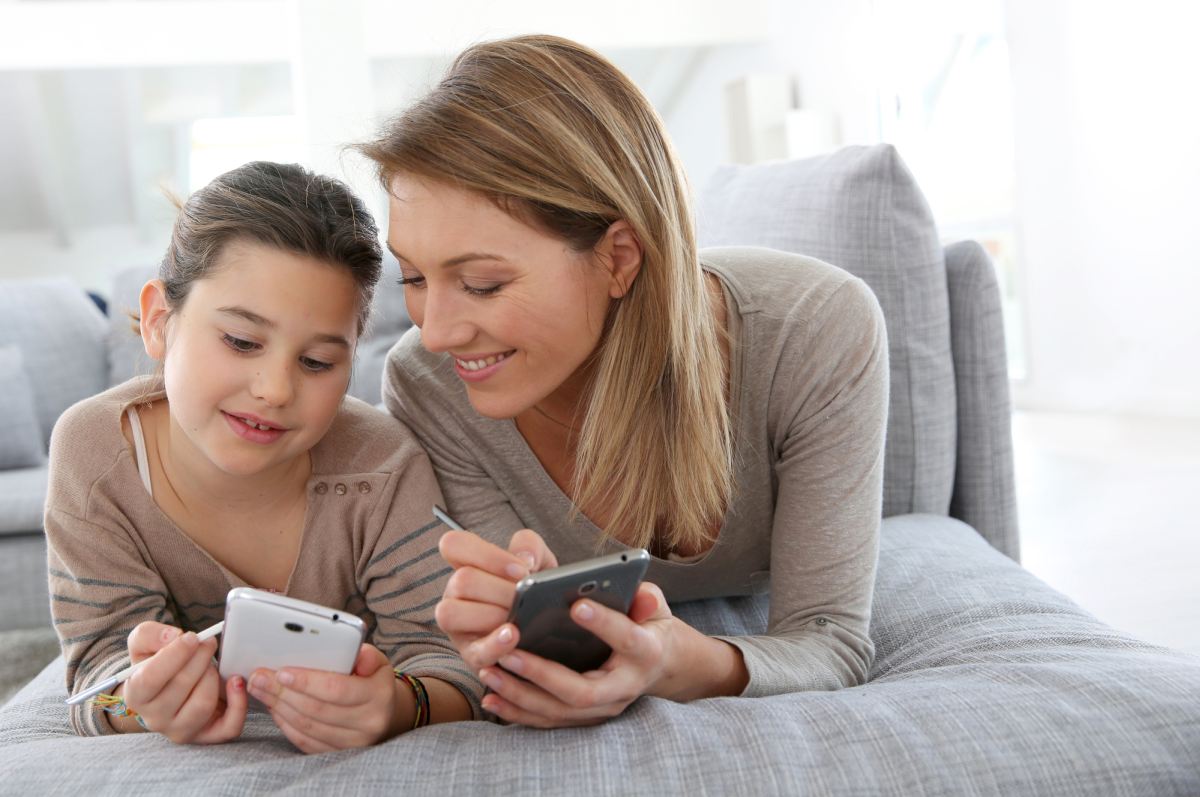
574, 602, 594, 622
278, 671, 294, 686
499, 654, 522, 673
497, 625, 513, 644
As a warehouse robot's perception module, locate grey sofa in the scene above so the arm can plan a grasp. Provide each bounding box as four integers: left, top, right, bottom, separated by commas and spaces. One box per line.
2, 145, 1197, 794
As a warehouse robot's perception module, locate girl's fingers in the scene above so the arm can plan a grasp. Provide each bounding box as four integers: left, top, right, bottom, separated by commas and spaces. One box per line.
171, 663, 221, 734
195, 675, 249, 744
439, 531, 530, 581
127, 622, 182, 662
124, 631, 204, 705
141, 637, 218, 720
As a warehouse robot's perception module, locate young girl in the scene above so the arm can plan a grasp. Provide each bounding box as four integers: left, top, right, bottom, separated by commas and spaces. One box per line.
45, 161, 482, 752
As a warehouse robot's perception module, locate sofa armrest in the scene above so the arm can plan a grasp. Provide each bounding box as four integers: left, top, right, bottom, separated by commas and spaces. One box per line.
944, 240, 1020, 561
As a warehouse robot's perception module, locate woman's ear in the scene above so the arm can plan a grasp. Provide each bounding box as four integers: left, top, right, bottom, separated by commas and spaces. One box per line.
138, 279, 172, 361
597, 220, 644, 299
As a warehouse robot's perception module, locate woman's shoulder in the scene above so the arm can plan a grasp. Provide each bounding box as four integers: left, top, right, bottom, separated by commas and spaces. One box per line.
314, 394, 432, 475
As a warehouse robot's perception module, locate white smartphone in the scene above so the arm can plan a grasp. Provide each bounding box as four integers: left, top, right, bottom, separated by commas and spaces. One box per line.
506, 549, 651, 673
217, 588, 366, 681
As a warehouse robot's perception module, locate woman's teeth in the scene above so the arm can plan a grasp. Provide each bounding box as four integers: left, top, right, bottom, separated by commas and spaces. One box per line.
456, 351, 512, 371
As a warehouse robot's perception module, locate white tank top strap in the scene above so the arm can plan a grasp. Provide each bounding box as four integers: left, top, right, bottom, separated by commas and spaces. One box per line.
125, 405, 154, 498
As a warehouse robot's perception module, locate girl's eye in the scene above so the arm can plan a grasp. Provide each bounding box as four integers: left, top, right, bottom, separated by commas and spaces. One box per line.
300, 356, 334, 373
222, 334, 259, 353
397, 275, 426, 289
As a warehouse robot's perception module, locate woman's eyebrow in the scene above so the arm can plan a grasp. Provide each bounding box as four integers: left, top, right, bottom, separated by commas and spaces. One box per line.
217, 306, 349, 348
386, 242, 509, 268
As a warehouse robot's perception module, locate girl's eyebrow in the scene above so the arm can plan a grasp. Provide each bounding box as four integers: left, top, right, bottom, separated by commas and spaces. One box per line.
386, 241, 509, 268
217, 306, 350, 348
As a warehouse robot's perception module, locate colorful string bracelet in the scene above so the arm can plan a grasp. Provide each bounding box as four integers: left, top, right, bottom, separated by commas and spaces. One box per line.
393, 670, 430, 730
91, 693, 149, 730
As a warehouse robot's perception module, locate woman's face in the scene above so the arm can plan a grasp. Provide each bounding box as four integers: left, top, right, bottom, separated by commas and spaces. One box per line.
386, 175, 623, 420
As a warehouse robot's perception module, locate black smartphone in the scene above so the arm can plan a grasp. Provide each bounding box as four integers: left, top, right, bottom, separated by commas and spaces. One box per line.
506, 549, 651, 672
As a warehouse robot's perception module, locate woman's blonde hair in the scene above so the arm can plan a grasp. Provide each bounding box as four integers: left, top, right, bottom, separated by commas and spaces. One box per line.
359, 35, 731, 552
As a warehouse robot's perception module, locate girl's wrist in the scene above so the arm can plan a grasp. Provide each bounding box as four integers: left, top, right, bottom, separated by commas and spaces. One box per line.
385, 674, 419, 740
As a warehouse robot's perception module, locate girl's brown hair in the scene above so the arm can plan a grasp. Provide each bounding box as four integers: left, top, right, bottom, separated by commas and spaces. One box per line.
154, 161, 381, 334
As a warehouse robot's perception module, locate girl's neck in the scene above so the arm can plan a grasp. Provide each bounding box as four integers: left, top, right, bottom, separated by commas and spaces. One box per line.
149, 401, 311, 516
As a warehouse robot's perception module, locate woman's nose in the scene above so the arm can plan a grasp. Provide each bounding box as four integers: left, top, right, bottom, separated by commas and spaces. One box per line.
414, 288, 474, 354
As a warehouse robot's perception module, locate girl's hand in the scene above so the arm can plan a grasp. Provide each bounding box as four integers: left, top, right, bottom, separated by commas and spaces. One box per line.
435, 529, 558, 670
247, 643, 408, 754
122, 621, 248, 743
476, 582, 682, 728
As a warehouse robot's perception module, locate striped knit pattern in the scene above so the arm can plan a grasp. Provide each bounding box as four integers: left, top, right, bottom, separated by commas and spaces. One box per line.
45, 378, 481, 736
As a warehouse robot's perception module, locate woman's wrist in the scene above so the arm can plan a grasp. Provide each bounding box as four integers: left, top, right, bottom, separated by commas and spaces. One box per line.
656, 618, 749, 702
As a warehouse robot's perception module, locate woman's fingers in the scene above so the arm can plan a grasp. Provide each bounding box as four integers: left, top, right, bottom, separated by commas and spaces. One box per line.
507, 529, 558, 571
435, 597, 511, 638
443, 566, 519, 609
459, 622, 520, 670
569, 599, 663, 663
439, 530, 531, 581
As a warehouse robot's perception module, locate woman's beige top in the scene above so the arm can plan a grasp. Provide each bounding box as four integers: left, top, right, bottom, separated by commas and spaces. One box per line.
383, 247, 890, 698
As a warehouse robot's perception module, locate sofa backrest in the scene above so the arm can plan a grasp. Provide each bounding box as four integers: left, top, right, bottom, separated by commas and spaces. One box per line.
0, 278, 110, 450
697, 144, 957, 519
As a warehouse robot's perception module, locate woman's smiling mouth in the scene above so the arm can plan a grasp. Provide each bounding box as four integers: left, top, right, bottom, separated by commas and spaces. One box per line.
453, 350, 516, 380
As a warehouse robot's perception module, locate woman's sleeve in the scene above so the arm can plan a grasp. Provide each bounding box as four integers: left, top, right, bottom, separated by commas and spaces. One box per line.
381, 341, 526, 546
715, 277, 889, 697
45, 507, 176, 736
357, 445, 485, 718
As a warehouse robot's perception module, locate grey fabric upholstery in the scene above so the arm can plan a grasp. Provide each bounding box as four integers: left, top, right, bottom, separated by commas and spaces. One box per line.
3, 516, 1197, 795
698, 144, 958, 522
944, 240, 1020, 560
0, 466, 49, 538
0, 279, 109, 449
0, 346, 45, 470
0, 533, 48, 631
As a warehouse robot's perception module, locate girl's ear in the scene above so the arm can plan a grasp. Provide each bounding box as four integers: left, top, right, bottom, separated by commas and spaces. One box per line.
139, 279, 172, 361
596, 220, 644, 299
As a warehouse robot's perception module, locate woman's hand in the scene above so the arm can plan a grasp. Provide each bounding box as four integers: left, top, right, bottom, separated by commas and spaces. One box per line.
122, 621, 248, 743
247, 644, 410, 754
435, 528, 558, 670
476, 582, 681, 727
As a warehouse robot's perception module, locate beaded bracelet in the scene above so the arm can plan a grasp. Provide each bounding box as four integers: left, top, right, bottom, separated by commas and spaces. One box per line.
393, 670, 430, 730
92, 694, 149, 730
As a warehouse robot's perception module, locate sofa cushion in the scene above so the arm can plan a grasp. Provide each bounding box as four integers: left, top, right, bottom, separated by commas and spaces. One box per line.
698, 144, 957, 518
0, 279, 109, 449
105, 266, 157, 388
0, 346, 45, 470
0, 467, 49, 536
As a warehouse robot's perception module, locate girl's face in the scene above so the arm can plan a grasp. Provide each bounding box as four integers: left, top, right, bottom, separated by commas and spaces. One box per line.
386, 175, 634, 420
142, 240, 360, 479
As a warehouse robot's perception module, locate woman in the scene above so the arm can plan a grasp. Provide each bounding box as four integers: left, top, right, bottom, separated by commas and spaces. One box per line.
360, 34, 888, 727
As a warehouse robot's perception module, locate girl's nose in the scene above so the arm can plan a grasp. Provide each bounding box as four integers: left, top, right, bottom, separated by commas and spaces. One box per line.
251, 358, 295, 407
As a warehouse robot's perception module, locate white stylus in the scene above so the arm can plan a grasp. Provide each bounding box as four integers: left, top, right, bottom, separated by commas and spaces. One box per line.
432, 505, 465, 531
64, 621, 225, 706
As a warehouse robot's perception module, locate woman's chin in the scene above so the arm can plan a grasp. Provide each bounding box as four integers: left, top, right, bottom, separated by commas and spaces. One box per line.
463, 389, 527, 421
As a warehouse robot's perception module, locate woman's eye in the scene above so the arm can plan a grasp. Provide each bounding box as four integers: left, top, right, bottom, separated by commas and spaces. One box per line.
463, 283, 503, 297
222, 334, 259, 353
397, 275, 426, 289
300, 356, 334, 373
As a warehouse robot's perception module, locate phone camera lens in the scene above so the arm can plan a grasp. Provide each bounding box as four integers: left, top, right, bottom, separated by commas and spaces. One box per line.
620, 554, 627, 562
580, 580, 597, 595
332, 613, 339, 622
284, 622, 304, 633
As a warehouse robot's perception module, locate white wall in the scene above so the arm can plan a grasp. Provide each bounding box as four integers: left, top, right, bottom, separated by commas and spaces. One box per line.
1006, 0, 1200, 418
